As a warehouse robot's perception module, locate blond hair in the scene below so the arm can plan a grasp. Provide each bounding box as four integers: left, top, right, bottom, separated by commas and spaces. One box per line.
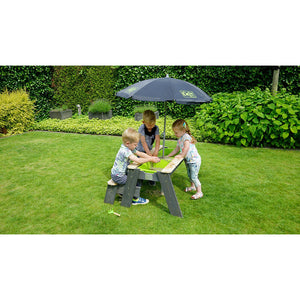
143, 110, 156, 124
172, 119, 197, 144
122, 127, 140, 144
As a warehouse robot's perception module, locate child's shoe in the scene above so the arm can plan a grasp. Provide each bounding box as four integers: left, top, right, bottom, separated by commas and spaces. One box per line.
132, 197, 149, 205
191, 192, 203, 200
185, 186, 196, 192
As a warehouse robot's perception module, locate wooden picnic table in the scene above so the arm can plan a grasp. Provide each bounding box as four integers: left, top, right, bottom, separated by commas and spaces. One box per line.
121, 156, 184, 217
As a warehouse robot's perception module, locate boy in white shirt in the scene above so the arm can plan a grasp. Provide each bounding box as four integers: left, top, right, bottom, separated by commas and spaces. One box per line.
111, 127, 160, 205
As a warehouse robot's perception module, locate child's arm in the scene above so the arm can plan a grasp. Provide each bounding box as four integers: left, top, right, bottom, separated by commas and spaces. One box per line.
135, 150, 151, 159
166, 145, 180, 157
129, 151, 160, 164
152, 134, 161, 157
175, 140, 189, 159
140, 135, 152, 156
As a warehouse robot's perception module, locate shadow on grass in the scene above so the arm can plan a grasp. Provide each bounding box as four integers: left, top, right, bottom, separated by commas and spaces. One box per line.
140, 182, 170, 214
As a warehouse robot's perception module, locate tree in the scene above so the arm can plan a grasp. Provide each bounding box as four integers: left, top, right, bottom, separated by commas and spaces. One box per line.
271, 66, 280, 95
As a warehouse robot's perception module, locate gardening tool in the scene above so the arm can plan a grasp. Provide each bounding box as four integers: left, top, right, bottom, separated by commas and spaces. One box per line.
108, 209, 121, 217
116, 74, 212, 157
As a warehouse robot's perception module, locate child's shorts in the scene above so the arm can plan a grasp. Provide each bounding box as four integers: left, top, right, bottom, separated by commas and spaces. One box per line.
111, 173, 127, 185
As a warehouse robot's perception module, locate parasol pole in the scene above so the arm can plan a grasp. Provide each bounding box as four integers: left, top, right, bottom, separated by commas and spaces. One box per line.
162, 74, 170, 158
162, 101, 167, 158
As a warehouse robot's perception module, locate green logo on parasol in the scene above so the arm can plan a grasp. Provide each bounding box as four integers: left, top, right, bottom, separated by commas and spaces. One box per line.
126, 87, 138, 93
179, 90, 197, 98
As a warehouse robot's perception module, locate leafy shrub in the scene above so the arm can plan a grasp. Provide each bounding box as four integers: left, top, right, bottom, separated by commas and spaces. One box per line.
195, 88, 300, 149
0, 89, 35, 135
88, 99, 112, 113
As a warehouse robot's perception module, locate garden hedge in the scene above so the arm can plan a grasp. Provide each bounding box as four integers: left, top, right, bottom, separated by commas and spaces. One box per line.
31, 115, 187, 139
52, 66, 115, 114
1, 65, 299, 124
0, 66, 53, 120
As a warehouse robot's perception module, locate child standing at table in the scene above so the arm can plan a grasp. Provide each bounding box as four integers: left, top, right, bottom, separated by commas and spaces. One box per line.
167, 119, 203, 200
136, 109, 160, 186
136, 110, 160, 157
111, 127, 160, 205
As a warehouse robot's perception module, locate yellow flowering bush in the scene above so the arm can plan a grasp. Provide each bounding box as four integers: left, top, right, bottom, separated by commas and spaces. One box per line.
0, 89, 35, 136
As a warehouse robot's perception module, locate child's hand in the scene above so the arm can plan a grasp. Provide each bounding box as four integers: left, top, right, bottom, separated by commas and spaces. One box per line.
152, 151, 158, 157
151, 157, 160, 163
175, 154, 184, 159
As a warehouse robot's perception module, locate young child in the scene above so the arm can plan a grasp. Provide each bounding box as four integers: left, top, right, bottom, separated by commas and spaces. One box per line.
111, 127, 160, 205
167, 119, 203, 200
136, 110, 160, 157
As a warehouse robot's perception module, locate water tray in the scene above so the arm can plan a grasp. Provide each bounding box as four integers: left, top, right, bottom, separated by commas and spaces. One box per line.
138, 159, 170, 174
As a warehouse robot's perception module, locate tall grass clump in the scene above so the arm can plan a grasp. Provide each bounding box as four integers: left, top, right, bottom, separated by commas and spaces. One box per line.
0, 89, 35, 136
88, 99, 112, 113
195, 88, 300, 149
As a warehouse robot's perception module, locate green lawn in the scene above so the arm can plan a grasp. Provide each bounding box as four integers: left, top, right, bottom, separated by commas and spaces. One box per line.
0, 131, 299, 234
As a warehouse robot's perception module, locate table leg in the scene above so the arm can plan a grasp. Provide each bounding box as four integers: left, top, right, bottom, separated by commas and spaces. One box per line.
121, 169, 140, 207
157, 172, 183, 218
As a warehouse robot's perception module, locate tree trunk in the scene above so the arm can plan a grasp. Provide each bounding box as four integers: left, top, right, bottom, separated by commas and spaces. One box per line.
271, 66, 280, 96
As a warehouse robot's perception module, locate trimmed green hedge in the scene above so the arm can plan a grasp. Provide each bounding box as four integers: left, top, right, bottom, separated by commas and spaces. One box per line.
1, 66, 298, 122
195, 88, 300, 149
0, 66, 54, 120
52, 66, 115, 114
31, 115, 189, 139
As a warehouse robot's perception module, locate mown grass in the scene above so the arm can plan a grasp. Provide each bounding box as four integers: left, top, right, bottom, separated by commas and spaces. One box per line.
0, 131, 299, 234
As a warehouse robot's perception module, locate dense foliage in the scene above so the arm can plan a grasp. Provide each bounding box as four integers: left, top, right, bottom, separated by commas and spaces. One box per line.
0, 89, 35, 135
195, 88, 300, 149
52, 66, 115, 114
1, 65, 299, 148
1, 65, 298, 121
113, 66, 300, 118
0, 66, 54, 120
33, 88, 300, 149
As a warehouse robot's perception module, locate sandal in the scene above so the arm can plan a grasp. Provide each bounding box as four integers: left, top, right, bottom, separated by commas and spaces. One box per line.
191, 192, 203, 200
184, 186, 196, 192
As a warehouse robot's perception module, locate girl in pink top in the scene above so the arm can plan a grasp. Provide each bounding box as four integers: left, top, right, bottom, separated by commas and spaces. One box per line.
167, 119, 203, 200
